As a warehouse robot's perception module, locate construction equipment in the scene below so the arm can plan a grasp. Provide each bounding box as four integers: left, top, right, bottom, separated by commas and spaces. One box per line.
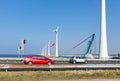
72, 33, 95, 58
82, 33, 95, 58
59, 33, 95, 59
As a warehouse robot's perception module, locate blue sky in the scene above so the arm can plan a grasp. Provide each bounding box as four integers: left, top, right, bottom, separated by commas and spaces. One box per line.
0, 0, 120, 55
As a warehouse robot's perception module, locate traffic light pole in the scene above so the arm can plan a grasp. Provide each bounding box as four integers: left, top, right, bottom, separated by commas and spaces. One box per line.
18, 46, 20, 58
21, 39, 26, 58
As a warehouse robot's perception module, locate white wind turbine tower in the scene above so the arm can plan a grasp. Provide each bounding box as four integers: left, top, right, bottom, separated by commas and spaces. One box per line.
54, 27, 59, 57
99, 0, 108, 59
47, 40, 51, 56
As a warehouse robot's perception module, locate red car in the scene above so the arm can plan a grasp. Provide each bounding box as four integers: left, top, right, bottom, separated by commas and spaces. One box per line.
24, 55, 54, 65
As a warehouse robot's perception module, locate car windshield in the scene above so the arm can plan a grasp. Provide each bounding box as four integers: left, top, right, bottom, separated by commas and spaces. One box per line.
71, 56, 75, 58
71, 56, 82, 59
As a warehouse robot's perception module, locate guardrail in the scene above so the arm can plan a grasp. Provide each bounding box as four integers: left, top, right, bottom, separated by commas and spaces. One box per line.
0, 58, 24, 60
0, 64, 120, 71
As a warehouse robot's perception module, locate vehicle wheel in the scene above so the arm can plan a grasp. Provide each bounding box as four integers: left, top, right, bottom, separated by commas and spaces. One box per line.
73, 60, 76, 64
28, 61, 32, 65
85, 60, 88, 64
48, 62, 51, 65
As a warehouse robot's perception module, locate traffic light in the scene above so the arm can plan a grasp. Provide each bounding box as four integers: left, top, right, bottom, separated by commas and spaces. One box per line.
23, 40, 26, 44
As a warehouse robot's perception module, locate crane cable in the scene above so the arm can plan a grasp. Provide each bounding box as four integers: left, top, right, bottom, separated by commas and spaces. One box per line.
73, 34, 95, 49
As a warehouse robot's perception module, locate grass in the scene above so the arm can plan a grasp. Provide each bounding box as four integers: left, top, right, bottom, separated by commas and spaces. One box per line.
0, 70, 120, 81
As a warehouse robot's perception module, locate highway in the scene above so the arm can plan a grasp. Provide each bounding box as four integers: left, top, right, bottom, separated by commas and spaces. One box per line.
0, 58, 120, 71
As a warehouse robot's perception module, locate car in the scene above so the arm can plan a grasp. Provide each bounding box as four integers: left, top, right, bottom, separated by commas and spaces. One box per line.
24, 55, 54, 65
69, 56, 87, 64
112, 57, 120, 59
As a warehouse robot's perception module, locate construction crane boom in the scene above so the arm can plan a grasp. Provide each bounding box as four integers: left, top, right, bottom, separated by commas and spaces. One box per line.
71, 33, 95, 58
59, 33, 95, 58
73, 34, 95, 49
82, 33, 95, 58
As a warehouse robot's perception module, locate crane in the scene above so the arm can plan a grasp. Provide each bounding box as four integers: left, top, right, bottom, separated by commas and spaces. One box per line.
71, 33, 95, 58
59, 33, 95, 58
82, 33, 95, 58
